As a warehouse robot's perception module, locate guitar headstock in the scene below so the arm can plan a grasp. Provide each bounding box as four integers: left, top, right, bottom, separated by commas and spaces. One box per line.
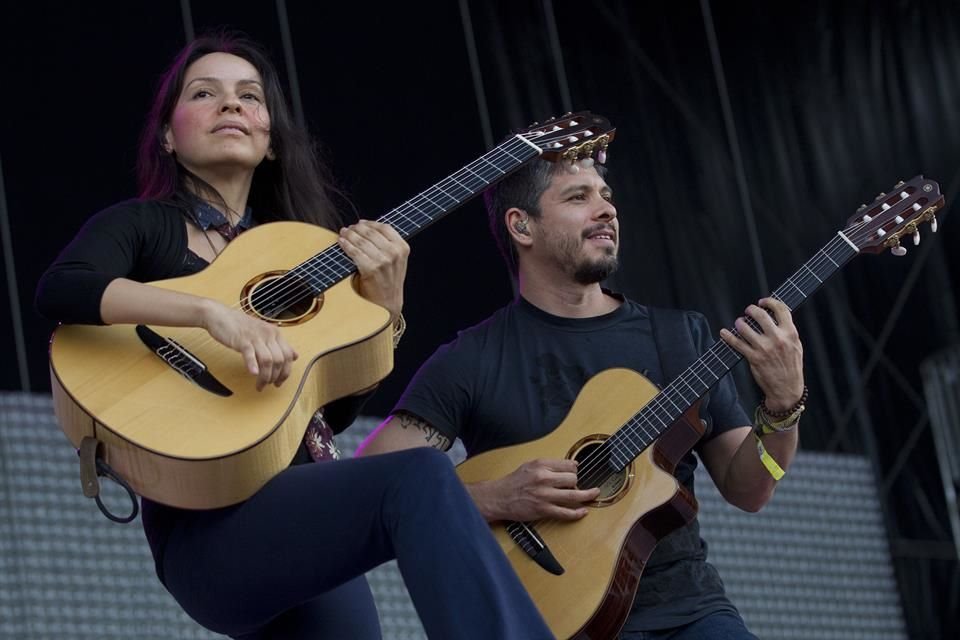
844, 175, 944, 255
518, 111, 616, 166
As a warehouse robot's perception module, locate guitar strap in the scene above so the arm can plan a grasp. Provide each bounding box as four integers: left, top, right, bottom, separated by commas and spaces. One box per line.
78, 437, 140, 523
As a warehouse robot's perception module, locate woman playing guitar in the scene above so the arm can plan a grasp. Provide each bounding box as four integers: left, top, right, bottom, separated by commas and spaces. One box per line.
35, 31, 551, 640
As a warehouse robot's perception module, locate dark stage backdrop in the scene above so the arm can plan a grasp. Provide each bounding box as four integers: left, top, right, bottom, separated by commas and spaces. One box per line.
2, 1, 958, 637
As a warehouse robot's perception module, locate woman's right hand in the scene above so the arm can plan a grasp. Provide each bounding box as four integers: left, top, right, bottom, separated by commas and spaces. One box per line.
201, 300, 299, 391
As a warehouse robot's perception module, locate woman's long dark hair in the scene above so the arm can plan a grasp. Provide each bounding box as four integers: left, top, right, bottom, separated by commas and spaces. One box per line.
137, 31, 344, 229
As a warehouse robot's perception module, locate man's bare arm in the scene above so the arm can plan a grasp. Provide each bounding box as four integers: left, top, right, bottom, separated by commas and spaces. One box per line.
355, 411, 451, 456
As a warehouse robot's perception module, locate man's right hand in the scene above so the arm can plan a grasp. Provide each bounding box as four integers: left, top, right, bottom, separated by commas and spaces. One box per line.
469, 458, 602, 522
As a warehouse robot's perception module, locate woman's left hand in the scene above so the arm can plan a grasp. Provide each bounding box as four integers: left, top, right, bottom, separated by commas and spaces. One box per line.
719, 297, 805, 412
338, 220, 409, 321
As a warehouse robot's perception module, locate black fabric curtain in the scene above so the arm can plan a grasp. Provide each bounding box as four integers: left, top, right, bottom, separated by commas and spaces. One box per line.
466, 1, 960, 636
2, 0, 957, 635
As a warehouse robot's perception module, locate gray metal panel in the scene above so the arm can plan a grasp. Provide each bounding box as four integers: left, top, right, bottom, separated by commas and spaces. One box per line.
0, 396, 423, 640
1, 396, 905, 639
695, 451, 907, 639
0, 392, 218, 640
921, 344, 960, 561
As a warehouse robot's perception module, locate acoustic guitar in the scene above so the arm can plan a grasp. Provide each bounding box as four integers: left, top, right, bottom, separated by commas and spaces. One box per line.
456, 175, 944, 639
48, 112, 615, 509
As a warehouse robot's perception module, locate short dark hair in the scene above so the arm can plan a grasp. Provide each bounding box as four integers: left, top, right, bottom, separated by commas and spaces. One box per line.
483, 160, 564, 279
483, 159, 607, 279
137, 31, 344, 230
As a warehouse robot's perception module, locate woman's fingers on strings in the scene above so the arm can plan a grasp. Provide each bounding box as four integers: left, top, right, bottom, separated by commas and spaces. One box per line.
267, 341, 285, 385
338, 228, 378, 271
341, 222, 407, 272
242, 344, 259, 377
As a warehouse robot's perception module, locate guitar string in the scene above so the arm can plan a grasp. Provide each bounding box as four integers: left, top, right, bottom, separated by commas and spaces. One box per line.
234, 136, 533, 321
168, 124, 613, 375
523, 232, 859, 539
245, 136, 540, 317
523, 207, 918, 539
164, 129, 602, 363
575, 189, 935, 483
533, 194, 935, 543
159, 136, 542, 365
235, 122, 609, 320
569, 229, 868, 494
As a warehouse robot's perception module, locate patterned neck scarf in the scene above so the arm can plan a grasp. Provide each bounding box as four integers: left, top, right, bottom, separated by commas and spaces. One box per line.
191, 199, 255, 241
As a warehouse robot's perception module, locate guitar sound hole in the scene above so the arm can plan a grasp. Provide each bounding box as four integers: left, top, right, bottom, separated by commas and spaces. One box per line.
249, 274, 318, 321
573, 441, 628, 503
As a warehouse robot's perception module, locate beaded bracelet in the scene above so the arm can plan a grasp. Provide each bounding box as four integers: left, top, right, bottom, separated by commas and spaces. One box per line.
753, 404, 803, 436
760, 385, 809, 419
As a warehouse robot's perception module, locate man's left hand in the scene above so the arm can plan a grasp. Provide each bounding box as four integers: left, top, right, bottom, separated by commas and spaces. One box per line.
719, 297, 805, 412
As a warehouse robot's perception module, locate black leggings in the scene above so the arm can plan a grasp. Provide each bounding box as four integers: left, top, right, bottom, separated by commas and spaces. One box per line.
158, 448, 553, 639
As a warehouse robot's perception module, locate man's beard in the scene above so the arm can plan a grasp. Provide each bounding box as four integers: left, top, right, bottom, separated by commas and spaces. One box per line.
573, 252, 619, 284
552, 230, 620, 284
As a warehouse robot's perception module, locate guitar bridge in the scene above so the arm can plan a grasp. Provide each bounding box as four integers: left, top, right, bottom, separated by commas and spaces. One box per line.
506, 521, 564, 575
136, 325, 233, 397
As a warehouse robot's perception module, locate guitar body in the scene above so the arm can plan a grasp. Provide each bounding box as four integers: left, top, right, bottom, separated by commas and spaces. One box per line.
49, 221, 394, 509
456, 368, 705, 640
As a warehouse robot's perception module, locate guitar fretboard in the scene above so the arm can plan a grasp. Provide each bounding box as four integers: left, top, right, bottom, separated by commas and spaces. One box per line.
284, 136, 542, 294
605, 234, 859, 469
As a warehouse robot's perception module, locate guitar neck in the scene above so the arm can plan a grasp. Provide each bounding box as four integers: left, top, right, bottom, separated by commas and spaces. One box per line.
287, 136, 542, 293
607, 232, 861, 468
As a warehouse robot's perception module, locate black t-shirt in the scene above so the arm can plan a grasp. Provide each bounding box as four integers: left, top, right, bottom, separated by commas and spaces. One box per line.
394, 294, 750, 631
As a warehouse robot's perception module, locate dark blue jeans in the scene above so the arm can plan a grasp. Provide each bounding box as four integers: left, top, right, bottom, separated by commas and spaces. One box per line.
620, 610, 758, 639
159, 448, 552, 639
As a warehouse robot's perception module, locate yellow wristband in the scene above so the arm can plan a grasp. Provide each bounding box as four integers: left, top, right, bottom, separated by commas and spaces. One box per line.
754, 432, 786, 481
754, 404, 802, 435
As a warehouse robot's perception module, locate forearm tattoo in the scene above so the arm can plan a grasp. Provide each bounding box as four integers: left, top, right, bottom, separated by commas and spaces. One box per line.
394, 412, 451, 450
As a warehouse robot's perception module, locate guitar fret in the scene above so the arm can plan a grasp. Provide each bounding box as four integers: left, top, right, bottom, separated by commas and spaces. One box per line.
256, 137, 545, 309
433, 183, 461, 207
605, 234, 865, 470
499, 146, 525, 163
463, 166, 489, 183
677, 377, 699, 399
703, 349, 726, 378
786, 278, 806, 297
287, 140, 540, 295
478, 157, 508, 175
801, 263, 824, 283
661, 389, 683, 413
448, 174, 476, 197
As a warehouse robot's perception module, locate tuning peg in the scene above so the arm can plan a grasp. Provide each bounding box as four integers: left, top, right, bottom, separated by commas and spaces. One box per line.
598, 149, 607, 164
580, 157, 595, 168
931, 215, 938, 232
913, 230, 921, 245
876, 192, 887, 200
564, 161, 580, 174
891, 244, 907, 257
